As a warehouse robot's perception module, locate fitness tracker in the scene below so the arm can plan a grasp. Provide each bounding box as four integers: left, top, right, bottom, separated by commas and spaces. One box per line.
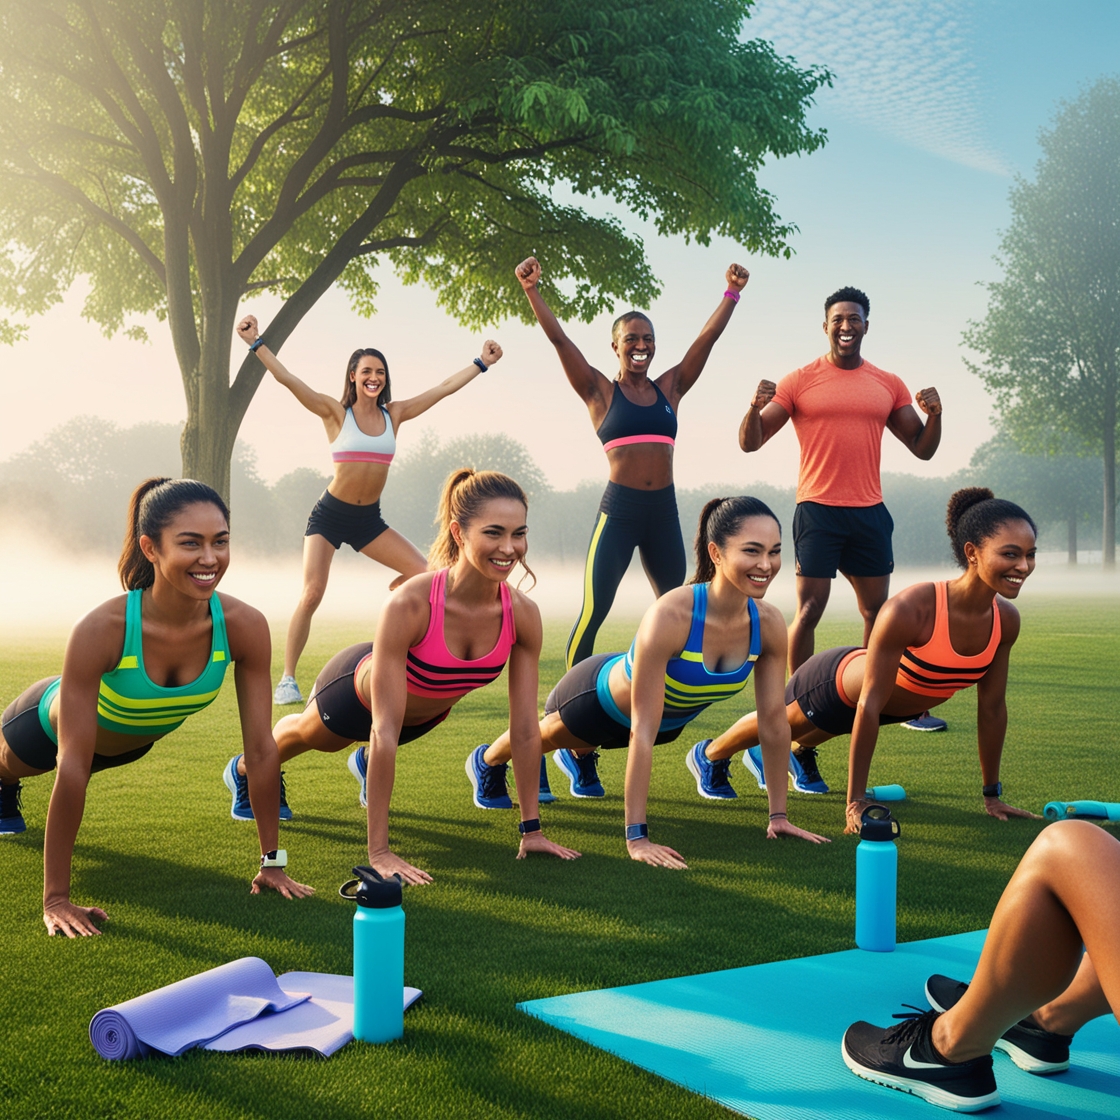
982, 782, 1002, 799
625, 823, 649, 842
518, 818, 541, 835
260, 849, 288, 868
473, 356, 488, 372
249, 337, 265, 352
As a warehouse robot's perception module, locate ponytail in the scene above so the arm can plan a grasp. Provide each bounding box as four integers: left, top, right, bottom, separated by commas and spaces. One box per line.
118, 477, 230, 590
691, 495, 781, 583
427, 467, 535, 587
946, 487, 1036, 568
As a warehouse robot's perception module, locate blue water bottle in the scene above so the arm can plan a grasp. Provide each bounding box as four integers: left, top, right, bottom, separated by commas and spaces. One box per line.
865, 784, 906, 802
340, 866, 404, 1042
855, 804, 900, 952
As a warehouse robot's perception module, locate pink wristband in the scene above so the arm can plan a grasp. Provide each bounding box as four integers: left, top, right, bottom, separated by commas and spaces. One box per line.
723, 288, 740, 303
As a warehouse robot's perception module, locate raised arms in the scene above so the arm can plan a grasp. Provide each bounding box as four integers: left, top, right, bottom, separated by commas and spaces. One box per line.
389, 340, 503, 426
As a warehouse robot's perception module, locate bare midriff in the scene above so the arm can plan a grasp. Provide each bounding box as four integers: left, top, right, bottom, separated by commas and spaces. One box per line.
355, 657, 456, 727
836, 649, 944, 718
605, 442, 674, 490
326, 461, 392, 505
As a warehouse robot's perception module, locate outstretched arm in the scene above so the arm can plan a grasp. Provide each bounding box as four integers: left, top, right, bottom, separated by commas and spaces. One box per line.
886, 387, 942, 461
739, 380, 791, 451
389, 341, 502, 425
514, 256, 606, 407
662, 263, 749, 403
236, 314, 343, 425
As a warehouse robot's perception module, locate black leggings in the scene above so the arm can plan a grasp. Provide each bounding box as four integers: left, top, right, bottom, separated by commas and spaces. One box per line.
566, 482, 686, 668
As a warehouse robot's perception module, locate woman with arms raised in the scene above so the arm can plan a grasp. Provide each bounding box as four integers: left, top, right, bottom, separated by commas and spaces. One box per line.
0, 477, 313, 937
236, 313, 502, 703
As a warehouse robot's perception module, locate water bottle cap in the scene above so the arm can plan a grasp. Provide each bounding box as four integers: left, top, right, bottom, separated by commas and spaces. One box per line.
859, 803, 900, 841
339, 865, 403, 908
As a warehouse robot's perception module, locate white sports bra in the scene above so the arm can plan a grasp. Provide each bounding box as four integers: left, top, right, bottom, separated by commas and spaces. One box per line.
330, 407, 395, 464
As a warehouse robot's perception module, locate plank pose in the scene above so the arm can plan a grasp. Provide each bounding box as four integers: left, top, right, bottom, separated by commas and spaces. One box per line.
740, 286, 946, 735
264, 469, 579, 885
0, 478, 313, 937
469, 496, 828, 870
236, 313, 502, 704
844, 820, 1120, 1111
514, 256, 749, 669
694, 489, 1042, 834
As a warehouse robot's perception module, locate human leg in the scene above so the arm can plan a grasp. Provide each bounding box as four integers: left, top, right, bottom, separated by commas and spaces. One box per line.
789, 576, 832, 672
844, 573, 891, 648
1, 680, 62, 834
357, 527, 427, 589
637, 487, 687, 596
281, 533, 337, 683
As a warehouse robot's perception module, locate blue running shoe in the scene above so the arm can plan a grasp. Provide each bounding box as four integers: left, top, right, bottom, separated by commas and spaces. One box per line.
901, 711, 948, 732
686, 741, 737, 799
742, 745, 767, 791
0, 778, 26, 835
465, 745, 513, 809
278, 771, 293, 821
538, 756, 557, 804
553, 748, 604, 797
223, 755, 254, 821
789, 746, 829, 794
348, 747, 369, 808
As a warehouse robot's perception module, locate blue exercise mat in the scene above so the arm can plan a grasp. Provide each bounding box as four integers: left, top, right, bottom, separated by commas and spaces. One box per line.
518, 931, 1120, 1119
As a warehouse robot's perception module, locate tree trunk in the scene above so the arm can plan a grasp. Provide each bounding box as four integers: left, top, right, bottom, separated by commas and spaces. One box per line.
181, 397, 237, 502
1067, 515, 1078, 564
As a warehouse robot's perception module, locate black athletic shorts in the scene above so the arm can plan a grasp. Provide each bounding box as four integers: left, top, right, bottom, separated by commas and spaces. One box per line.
544, 653, 684, 751
793, 501, 894, 579
2, 676, 154, 772
305, 490, 391, 552
311, 643, 449, 744
786, 647, 919, 736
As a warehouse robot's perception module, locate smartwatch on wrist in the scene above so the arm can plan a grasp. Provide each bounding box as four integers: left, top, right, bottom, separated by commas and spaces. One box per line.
260, 849, 288, 868
625, 823, 649, 842
249, 337, 265, 352
518, 818, 541, 835
982, 782, 1002, 799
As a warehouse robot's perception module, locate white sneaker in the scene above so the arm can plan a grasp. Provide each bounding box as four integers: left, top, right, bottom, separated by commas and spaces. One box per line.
273, 675, 303, 705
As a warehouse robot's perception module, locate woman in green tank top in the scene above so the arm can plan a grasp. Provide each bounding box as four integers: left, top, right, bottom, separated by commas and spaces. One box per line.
0, 477, 314, 937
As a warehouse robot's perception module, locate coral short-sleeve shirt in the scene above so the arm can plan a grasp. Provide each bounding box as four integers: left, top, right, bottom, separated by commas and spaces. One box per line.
772, 357, 912, 507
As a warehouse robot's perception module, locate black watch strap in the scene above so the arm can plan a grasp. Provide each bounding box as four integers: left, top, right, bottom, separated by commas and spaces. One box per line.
982, 781, 1002, 799
518, 818, 541, 835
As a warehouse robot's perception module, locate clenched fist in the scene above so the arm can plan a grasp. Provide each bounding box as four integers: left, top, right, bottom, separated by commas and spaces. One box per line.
515, 257, 541, 291
750, 380, 777, 410
915, 387, 942, 416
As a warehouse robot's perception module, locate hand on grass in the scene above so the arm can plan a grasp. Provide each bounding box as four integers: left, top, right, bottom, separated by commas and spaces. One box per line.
251, 868, 316, 899
44, 899, 107, 938
370, 848, 432, 886
844, 798, 871, 835
627, 837, 688, 870
984, 797, 1043, 822
766, 816, 830, 844
517, 831, 581, 861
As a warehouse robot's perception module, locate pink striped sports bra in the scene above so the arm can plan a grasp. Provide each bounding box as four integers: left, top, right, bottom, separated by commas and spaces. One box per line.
330, 407, 395, 464
405, 569, 517, 700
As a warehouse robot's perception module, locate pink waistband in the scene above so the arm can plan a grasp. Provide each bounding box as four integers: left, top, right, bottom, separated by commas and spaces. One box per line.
332, 451, 394, 464
602, 434, 676, 452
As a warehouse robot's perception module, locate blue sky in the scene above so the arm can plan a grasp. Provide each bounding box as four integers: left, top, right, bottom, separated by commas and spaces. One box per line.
2, 1, 1117, 492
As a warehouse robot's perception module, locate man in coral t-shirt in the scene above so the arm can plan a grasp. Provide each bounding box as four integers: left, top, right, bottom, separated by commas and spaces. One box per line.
740, 286, 943, 681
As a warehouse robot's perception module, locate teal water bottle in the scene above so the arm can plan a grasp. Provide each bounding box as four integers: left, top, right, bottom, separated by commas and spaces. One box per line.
865, 784, 906, 802
340, 866, 404, 1042
855, 805, 900, 952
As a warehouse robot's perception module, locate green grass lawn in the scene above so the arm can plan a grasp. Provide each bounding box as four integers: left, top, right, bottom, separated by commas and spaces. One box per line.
2, 598, 1118, 1120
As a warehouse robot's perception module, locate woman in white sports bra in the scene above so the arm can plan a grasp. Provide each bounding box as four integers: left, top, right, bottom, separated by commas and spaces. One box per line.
236, 314, 503, 703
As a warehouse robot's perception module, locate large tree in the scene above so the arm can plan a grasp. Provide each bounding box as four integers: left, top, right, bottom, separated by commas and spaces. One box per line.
964, 78, 1120, 567
0, 0, 828, 495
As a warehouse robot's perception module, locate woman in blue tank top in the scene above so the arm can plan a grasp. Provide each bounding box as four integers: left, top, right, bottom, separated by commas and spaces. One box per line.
236, 313, 504, 705
514, 255, 750, 670
472, 497, 829, 868
0, 478, 313, 937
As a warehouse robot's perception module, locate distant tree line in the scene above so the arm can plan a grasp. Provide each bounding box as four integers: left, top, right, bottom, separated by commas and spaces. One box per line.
0, 418, 1110, 566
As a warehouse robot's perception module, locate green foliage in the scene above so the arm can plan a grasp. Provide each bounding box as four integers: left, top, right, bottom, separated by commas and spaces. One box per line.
963, 78, 1120, 564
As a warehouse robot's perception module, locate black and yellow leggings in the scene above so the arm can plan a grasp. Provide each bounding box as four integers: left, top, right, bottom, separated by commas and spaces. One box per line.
565, 482, 686, 668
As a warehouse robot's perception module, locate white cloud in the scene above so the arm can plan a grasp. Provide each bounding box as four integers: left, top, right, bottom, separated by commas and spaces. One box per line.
746, 0, 1011, 175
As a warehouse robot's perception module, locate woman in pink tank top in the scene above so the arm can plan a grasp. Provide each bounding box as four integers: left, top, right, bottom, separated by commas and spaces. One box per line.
236, 313, 503, 705
270, 468, 581, 884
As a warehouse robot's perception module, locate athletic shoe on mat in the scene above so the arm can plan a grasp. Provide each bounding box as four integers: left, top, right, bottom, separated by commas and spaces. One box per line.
223, 755, 254, 821
538, 756, 557, 804
0, 779, 26, 835
273, 675, 303, 705
278, 771, 293, 822
901, 711, 948, 732
842, 1007, 999, 1112
742, 745, 767, 790
465, 745, 513, 810
553, 748, 604, 798
686, 740, 737, 799
789, 745, 829, 794
348, 747, 368, 808
925, 974, 1072, 1074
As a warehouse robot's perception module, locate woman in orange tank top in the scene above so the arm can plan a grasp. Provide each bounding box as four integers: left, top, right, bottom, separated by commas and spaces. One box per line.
699, 488, 1042, 837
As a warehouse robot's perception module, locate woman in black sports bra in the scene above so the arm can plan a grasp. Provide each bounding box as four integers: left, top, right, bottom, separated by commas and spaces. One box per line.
515, 255, 749, 668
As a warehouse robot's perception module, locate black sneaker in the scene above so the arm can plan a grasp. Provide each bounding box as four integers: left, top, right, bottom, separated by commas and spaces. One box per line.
0, 778, 26, 835
925, 974, 1072, 1074
842, 1007, 999, 1112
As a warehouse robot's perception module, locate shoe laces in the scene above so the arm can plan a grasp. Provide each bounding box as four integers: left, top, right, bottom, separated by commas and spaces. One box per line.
709, 757, 732, 787
795, 746, 823, 783
574, 750, 600, 781
279, 771, 290, 808
0, 781, 22, 814
479, 757, 508, 799
883, 1005, 940, 1046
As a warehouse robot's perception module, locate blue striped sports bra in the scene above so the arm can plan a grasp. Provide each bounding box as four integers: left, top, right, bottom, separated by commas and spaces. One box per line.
596, 582, 760, 732
330, 406, 396, 464
38, 589, 231, 743
595, 381, 677, 453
